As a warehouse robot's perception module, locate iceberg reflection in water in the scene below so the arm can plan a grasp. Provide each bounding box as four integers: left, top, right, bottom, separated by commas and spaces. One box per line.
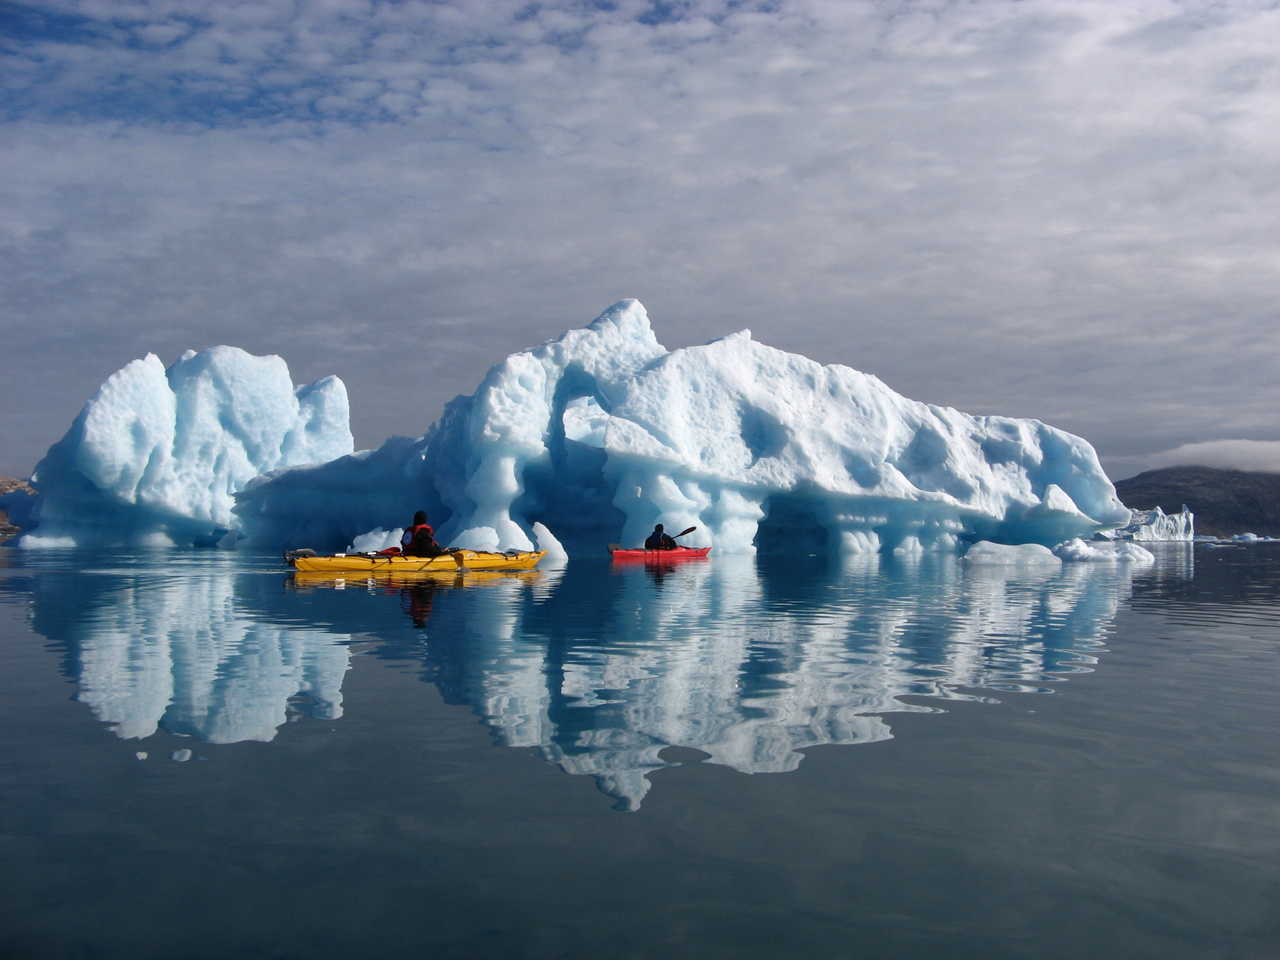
18, 548, 1190, 809
25, 561, 353, 744
408, 555, 1158, 809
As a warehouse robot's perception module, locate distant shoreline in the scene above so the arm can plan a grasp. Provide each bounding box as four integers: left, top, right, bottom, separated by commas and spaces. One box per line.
0, 476, 35, 542
1115, 466, 1280, 538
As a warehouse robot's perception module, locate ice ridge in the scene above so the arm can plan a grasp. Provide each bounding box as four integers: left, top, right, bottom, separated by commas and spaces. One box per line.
236, 300, 1130, 555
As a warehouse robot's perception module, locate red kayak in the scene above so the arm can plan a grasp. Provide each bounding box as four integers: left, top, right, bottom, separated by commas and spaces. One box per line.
609, 546, 711, 562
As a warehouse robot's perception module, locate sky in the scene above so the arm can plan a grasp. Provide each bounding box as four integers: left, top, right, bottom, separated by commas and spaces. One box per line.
2, 0, 1278, 480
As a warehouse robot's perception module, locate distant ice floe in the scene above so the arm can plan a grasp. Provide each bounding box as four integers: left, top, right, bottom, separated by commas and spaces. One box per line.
235, 300, 1130, 556
1199, 531, 1280, 548
962, 542, 1061, 566
1101, 505, 1194, 542
960, 539, 1155, 565
1052, 539, 1155, 564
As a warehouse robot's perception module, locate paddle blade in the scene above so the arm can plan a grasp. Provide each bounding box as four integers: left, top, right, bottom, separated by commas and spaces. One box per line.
673, 526, 697, 539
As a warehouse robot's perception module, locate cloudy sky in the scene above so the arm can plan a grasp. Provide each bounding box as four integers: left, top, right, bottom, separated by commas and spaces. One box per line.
3, 0, 1278, 479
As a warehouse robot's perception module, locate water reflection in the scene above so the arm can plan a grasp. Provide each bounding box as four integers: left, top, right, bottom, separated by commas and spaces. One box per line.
27, 567, 352, 743
7, 549, 1192, 809
491, 555, 1150, 809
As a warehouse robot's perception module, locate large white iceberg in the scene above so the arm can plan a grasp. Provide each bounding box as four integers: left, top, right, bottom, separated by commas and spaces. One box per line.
23, 347, 352, 547
238, 300, 1129, 555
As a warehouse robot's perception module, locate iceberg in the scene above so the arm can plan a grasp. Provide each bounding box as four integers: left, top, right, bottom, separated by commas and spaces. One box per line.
22, 347, 352, 547
1103, 504, 1194, 542
17, 300, 1130, 555
238, 300, 1130, 555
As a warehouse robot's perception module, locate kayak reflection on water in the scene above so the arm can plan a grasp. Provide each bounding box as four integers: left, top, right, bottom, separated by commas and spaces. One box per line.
401, 580, 437, 629
287, 568, 546, 632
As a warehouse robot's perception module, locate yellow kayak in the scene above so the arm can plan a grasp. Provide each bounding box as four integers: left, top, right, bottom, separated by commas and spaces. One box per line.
288, 549, 546, 573
289, 568, 544, 590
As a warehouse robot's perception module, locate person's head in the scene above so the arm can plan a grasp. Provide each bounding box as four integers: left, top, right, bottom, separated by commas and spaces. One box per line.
413, 510, 428, 526
654, 523, 664, 532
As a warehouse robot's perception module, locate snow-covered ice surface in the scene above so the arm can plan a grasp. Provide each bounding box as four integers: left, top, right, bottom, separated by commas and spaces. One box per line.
22, 347, 352, 547
238, 300, 1129, 555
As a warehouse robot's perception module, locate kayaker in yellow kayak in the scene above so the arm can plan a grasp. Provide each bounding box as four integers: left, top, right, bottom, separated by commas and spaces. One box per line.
401, 510, 447, 557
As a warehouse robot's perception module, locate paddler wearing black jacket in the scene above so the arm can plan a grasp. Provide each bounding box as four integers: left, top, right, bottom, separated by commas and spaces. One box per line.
644, 523, 677, 550
402, 510, 445, 557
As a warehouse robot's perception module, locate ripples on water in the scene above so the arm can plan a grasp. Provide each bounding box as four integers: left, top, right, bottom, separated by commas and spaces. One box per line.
0, 545, 1200, 810
3, 542, 1280, 958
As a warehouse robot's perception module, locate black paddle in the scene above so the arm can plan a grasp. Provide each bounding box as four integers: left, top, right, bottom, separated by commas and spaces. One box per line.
671, 526, 696, 539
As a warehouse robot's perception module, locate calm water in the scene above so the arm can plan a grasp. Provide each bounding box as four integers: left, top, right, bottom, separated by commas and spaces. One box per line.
1, 544, 1277, 958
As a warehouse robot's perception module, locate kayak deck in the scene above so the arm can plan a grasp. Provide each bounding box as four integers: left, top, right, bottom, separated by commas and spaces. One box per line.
609, 546, 711, 561
290, 568, 544, 590
290, 549, 545, 573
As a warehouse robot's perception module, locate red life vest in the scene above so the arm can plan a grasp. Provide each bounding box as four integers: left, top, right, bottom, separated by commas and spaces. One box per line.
407, 523, 440, 556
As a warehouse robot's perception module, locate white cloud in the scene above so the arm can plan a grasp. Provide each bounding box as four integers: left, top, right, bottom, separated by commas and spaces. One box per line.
2, 1, 1279, 475
1142, 439, 1280, 473
134, 21, 188, 47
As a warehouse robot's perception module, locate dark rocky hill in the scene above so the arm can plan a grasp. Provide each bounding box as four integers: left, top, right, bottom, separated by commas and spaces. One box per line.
1, 476, 36, 542
1115, 466, 1280, 537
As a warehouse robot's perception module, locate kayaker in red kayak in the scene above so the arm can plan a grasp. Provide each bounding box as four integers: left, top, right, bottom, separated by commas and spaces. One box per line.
644, 523, 678, 550
610, 526, 707, 561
